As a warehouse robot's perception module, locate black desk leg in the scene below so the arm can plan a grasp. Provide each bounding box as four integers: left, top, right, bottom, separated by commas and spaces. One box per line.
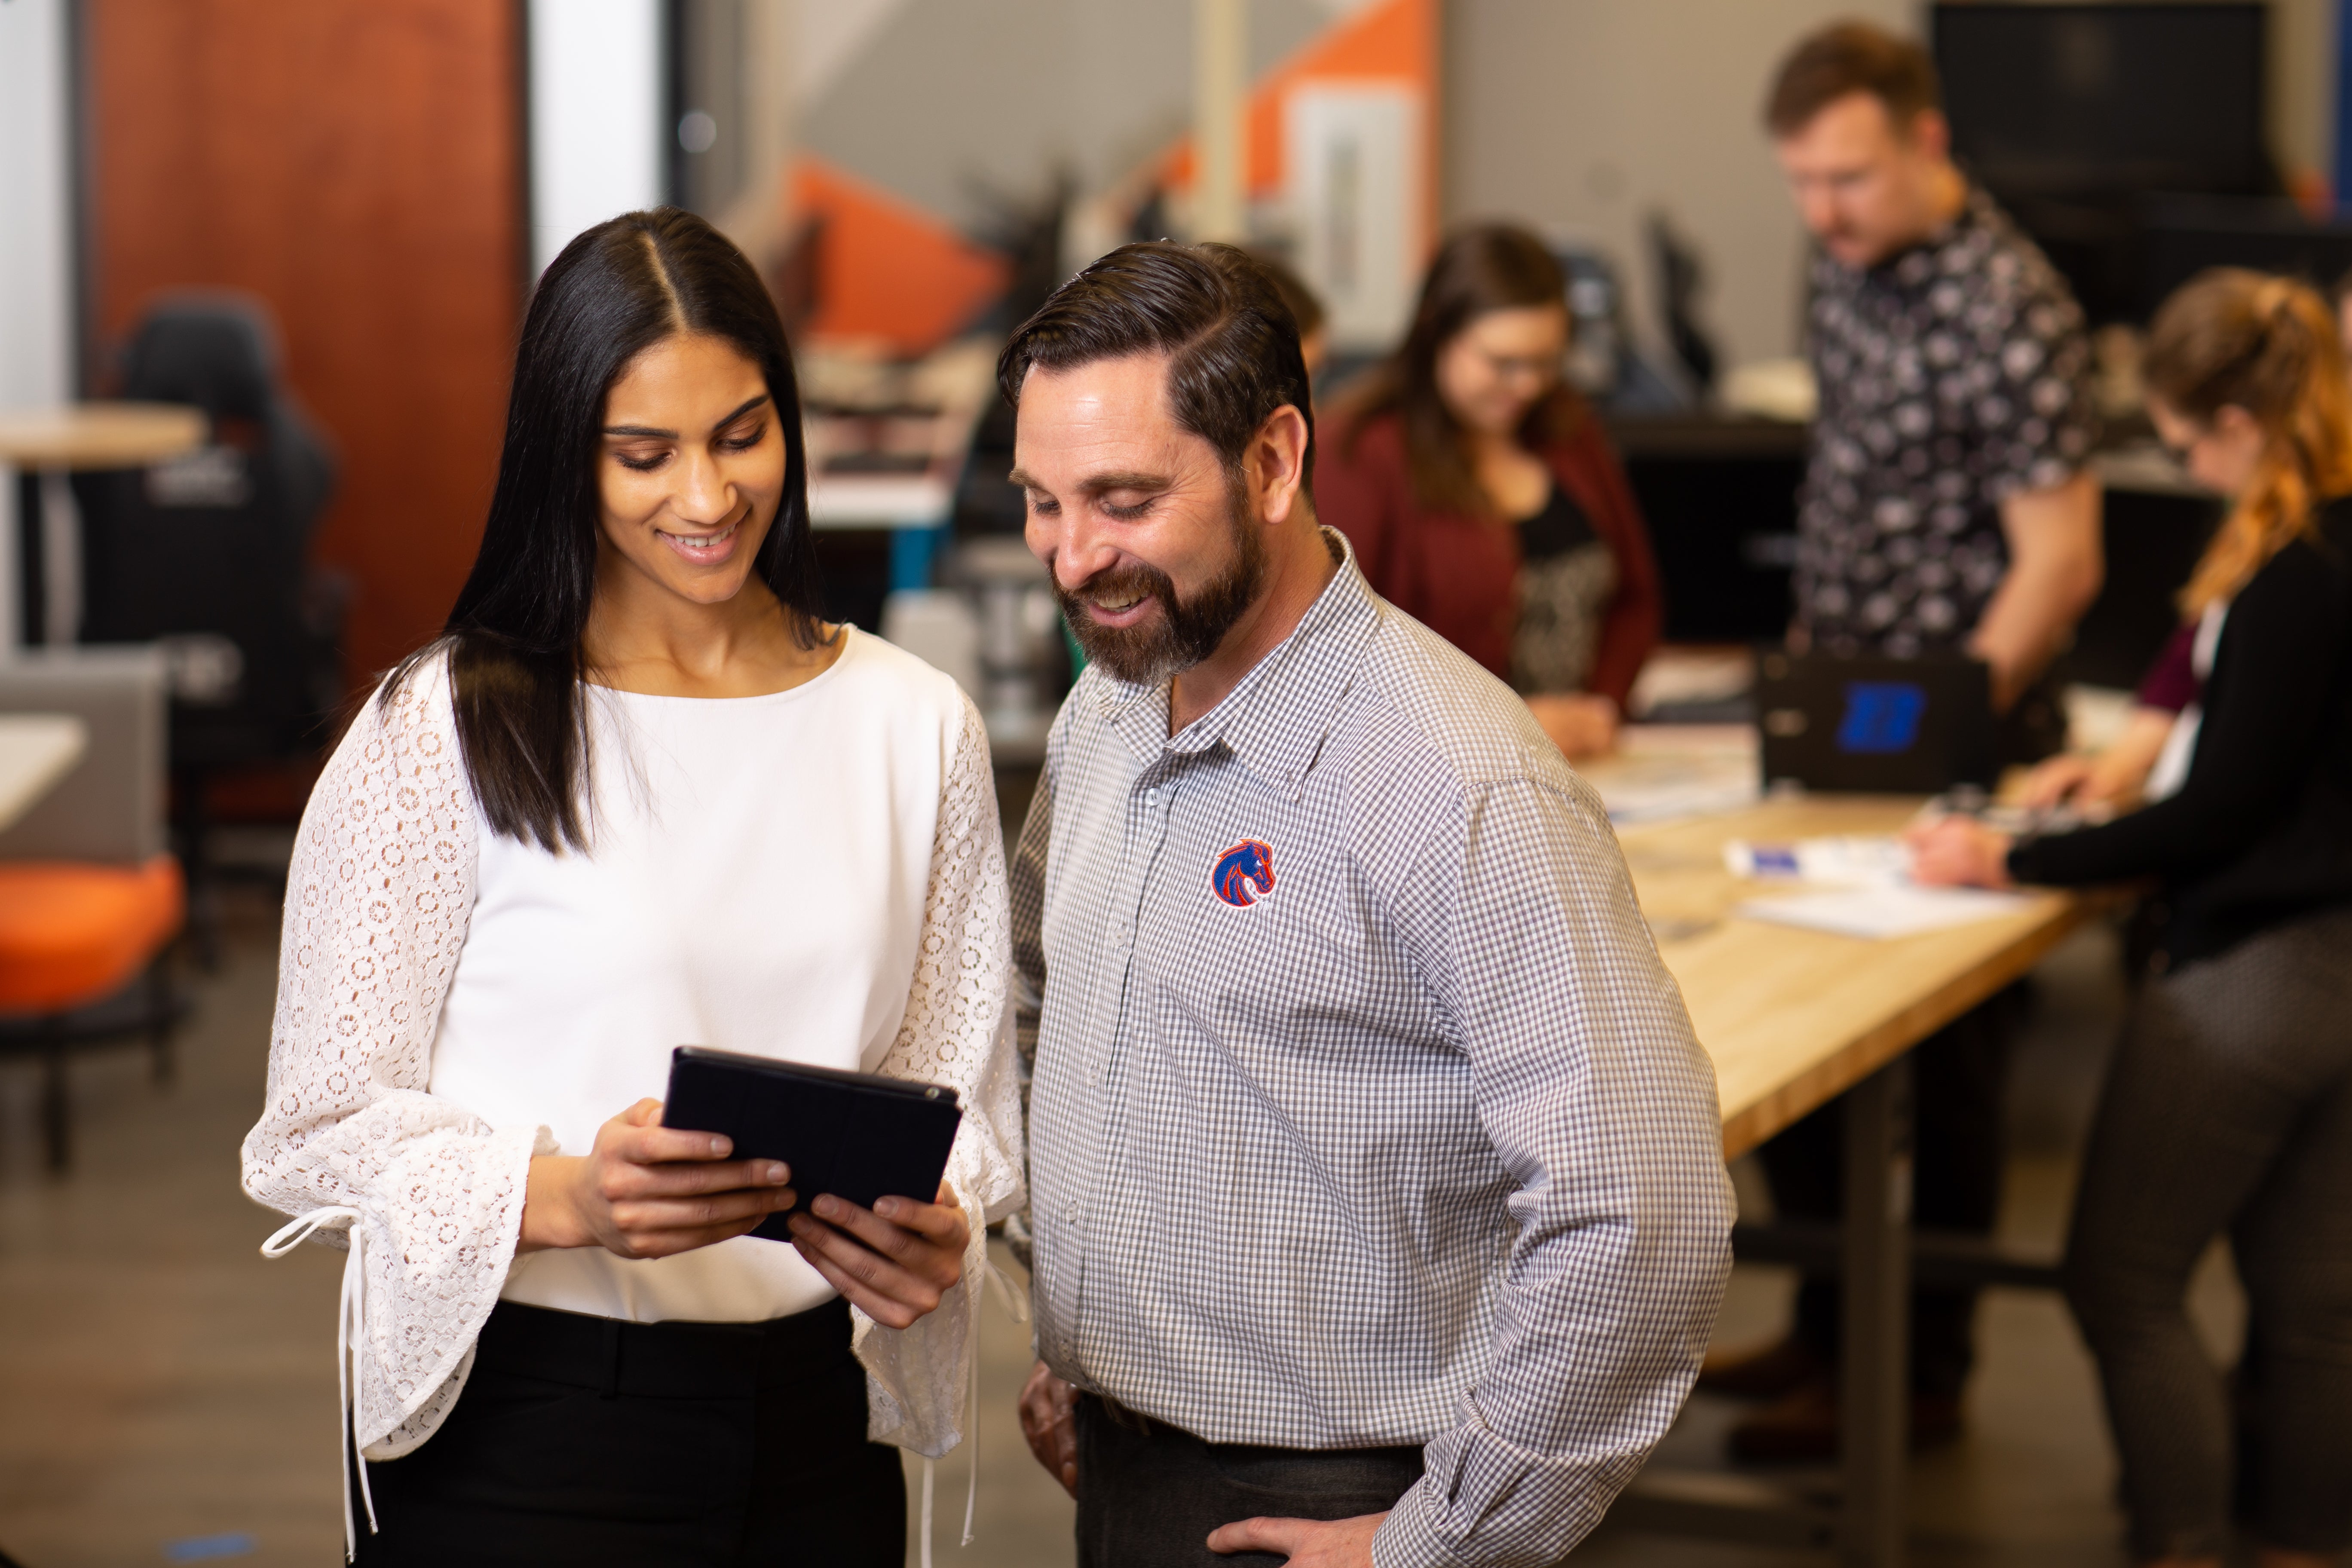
1840, 1057, 1914, 1568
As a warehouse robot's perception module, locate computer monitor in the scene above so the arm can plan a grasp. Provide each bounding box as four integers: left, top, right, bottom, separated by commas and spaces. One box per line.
1933, 4, 2270, 200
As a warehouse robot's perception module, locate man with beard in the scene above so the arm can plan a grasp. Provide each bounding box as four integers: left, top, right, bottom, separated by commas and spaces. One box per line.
1001, 241, 1733, 1568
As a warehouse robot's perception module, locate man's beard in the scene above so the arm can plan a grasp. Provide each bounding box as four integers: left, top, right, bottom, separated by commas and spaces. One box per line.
1054, 484, 1266, 687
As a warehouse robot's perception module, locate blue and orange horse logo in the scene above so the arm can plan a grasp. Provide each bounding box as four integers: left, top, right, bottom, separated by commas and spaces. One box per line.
1210, 840, 1277, 908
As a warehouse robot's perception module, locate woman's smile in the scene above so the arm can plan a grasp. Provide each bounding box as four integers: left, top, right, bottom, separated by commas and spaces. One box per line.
655, 517, 741, 564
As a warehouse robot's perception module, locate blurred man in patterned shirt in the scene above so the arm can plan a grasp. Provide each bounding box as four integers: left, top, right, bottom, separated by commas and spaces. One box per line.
1001, 241, 1733, 1567
1700, 21, 2104, 1461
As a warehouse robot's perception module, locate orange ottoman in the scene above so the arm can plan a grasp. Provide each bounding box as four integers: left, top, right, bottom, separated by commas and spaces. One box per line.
0, 857, 185, 1017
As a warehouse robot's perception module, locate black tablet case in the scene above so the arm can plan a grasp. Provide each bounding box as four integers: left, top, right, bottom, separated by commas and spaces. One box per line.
1756, 651, 1997, 793
662, 1046, 962, 1243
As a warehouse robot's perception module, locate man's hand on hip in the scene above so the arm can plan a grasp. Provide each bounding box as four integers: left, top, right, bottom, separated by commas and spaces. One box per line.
1207, 1512, 1385, 1565
1019, 1360, 1079, 1497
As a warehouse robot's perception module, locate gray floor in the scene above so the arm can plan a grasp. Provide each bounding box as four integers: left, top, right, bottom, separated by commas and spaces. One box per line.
0, 833, 2247, 1567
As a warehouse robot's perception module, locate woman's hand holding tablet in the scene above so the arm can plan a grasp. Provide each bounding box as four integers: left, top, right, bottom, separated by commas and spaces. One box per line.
786, 1185, 969, 1329
518, 1097, 799, 1259
514, 1093, 968, 1331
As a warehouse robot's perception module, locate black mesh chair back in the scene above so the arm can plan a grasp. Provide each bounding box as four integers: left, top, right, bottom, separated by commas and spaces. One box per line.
72, 293, 341, 768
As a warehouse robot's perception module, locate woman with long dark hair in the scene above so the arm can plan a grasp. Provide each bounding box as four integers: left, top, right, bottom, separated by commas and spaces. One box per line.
242, 208, 1023, 1565
1314, 224, 1662, 758
1912, 269, 2352, 1568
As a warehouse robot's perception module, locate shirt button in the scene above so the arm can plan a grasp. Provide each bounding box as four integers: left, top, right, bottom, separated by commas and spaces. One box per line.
1064, 1200, 1080, 1222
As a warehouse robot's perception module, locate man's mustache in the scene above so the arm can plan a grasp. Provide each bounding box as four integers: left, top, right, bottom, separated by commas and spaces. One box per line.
1059, 560, 1175, 612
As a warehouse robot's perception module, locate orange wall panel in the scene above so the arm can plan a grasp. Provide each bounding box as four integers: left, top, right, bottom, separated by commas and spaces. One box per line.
794, 157, 1010, 357
84, 0, 523, 683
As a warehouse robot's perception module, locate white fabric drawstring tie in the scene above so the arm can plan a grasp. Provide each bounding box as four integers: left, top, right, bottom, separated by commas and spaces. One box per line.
916, 1250, 1034, 1568
261, 1207, 378, 1562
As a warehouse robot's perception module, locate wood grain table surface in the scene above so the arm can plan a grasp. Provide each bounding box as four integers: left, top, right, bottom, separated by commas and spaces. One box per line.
0, 402, 205, 469
1617, 793, 2096, 1159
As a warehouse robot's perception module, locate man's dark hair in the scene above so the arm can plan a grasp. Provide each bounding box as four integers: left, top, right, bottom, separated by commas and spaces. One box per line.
997, 241, 1314, 492
1764, 20, 1941, 139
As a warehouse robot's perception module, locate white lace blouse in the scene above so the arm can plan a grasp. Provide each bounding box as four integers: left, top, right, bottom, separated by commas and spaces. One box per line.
242, 631, 1025, 1469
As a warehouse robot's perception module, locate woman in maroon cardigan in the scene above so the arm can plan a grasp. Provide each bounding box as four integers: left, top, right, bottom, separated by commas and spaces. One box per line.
1316, 224, 1662, 758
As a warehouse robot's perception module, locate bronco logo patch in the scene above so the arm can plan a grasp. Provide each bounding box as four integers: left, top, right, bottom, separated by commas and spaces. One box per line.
1210, 840, 1277, 908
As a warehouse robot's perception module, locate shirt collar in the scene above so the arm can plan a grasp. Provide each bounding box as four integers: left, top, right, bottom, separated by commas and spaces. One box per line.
1827, 181, 1990, 291
1092, 528, 1380, 799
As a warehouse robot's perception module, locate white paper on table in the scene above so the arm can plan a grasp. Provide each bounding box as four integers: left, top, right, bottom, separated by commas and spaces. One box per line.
1580, 725, 1761, 826
1736, 884, 2035, 940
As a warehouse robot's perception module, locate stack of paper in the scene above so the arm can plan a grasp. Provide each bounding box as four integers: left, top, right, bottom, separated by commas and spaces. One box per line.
1580, 725, 1761, 826
1738, 884, 2034, 939
1723, 832, 2033, 939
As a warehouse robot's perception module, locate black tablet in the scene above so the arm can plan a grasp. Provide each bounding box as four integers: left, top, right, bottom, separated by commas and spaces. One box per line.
661, 1046, 962, 1243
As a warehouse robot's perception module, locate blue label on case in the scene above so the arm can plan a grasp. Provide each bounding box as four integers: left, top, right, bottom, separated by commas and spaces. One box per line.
1836, 682, 1927, 754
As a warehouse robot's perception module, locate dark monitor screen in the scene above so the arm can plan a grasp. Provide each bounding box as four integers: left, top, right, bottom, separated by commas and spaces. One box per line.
2141, 194, 2352, 316
1933, 4, 2268, 197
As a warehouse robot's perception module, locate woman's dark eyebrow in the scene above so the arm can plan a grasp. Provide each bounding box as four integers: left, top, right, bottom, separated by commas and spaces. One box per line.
602, 393, 772, 439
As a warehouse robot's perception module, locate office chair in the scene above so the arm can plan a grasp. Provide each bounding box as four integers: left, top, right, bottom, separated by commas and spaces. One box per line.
0, 649, 186, 1171
69, 294, 343, 957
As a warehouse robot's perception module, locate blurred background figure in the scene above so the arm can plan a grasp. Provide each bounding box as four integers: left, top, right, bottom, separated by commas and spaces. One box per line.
1316, 224, 1660, 760
1251, 248, 1329, 386
1703, 18, 2101, 1464
1910, 266, 2352, 1568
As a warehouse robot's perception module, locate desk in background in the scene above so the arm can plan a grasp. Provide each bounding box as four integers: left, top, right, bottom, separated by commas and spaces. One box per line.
1608, 792, 2098, 1566
0, 714, 90, 834
0, 404, 206, 651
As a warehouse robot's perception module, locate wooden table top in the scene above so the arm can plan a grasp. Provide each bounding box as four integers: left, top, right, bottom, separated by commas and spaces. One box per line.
1617, 794, 2094, 1158
0, 714, 89, 835
0, 403, 206, 469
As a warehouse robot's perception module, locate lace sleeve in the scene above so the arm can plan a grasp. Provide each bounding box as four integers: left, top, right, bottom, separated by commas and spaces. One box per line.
240, 653, 553, 1459
854, 692, 1026, 1458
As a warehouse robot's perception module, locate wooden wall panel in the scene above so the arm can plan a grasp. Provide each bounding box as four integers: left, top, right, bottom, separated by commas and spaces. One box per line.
84, 0, 521, 684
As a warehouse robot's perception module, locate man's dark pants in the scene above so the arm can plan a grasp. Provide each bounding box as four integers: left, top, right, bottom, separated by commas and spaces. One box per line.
1075, 1395, 1424, 1568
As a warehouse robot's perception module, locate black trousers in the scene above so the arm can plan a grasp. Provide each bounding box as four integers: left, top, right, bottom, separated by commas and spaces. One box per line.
2064, 909, 2352, 1559
1074, 1394, 1424, 1568
1758, 985, 2021, 1399
352, 1297, 903, 1568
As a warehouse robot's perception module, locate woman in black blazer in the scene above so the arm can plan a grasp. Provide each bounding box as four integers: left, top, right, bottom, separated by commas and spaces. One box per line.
1913, 270, 2352, 1568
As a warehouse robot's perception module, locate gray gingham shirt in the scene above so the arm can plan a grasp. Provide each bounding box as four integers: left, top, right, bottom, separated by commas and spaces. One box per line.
1010, 535, 1733, 1567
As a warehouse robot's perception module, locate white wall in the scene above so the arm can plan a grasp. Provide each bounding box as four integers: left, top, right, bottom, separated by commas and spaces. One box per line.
797, 0, 1332, 237
529, 0, 667, 277
1445, 0, 1914, 374
2271, 0, 2338, 190
1446, 0, 2342, 374
0, 0, 76, 407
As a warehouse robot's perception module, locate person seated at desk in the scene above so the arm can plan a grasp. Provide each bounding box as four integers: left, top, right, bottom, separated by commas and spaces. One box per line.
1314, 224, 1661, 760
1914, 269, 2352, 1568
